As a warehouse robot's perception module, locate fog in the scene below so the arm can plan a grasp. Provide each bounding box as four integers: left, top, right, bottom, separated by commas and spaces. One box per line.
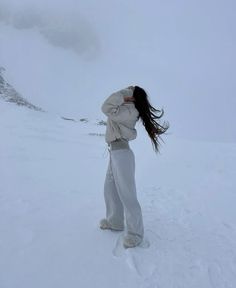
0, 1, 100, 59
0, 0, 235, 142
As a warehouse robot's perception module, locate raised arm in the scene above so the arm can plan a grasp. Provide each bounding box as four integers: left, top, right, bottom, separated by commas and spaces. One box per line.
101, 88, 134, 120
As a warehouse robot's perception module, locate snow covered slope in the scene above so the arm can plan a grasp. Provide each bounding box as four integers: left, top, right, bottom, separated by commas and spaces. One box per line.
1, 103, 235, 288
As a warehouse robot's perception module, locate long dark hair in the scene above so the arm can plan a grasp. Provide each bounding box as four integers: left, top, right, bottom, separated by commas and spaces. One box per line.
133, 86, 169, 153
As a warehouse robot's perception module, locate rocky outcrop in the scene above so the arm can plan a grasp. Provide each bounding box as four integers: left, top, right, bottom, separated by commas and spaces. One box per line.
0, 67, 43, 111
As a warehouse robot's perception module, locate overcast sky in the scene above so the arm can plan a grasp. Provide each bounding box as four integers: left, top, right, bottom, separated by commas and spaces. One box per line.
0, 0, 235, 142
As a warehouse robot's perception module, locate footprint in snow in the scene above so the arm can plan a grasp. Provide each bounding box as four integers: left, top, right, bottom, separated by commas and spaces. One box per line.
112, 232, 150, 257
112, 230, 160, 278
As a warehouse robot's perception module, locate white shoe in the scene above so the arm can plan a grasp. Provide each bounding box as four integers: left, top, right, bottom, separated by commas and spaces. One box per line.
123, 234, 143, 248
99, 219, 124, 231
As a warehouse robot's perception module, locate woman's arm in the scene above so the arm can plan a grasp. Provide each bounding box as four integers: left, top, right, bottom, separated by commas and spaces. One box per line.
101, 88, 134, 120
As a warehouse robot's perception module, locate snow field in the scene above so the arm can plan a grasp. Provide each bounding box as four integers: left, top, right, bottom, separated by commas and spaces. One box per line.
0, 102, 236, 288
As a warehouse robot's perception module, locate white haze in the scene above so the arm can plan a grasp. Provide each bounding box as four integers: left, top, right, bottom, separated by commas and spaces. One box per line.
0, 2, 100, 59
0, 0, 235, 142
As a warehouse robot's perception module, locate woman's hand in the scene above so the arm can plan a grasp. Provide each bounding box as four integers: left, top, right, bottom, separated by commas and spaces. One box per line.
127, 86, 135, 91
124, 96, 135, 102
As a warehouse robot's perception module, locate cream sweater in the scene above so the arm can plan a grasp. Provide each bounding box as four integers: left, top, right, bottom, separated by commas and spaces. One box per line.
101, 88, 139, 144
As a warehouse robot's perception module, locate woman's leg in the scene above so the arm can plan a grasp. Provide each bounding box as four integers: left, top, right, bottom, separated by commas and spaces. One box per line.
110, 149, 144, 239
103, 154, 124, 229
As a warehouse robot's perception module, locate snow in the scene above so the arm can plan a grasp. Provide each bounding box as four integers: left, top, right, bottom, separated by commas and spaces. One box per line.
1, 102, 236, 288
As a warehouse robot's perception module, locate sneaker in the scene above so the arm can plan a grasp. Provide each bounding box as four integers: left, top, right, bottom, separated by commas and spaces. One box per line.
99, 219, 124, 231
123, 234, 143, 248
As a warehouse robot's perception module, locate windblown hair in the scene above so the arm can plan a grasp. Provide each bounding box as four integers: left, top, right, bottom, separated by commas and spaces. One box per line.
133, 86, 169, 153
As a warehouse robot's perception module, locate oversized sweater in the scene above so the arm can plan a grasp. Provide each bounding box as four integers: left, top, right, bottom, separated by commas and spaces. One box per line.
101, 88, 139, 144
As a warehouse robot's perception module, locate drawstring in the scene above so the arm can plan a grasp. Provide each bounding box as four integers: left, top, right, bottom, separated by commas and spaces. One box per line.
102, 145, 110, 158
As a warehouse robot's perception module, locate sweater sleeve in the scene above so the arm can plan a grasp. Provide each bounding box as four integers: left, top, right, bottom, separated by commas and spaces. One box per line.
101, 88, 133, 119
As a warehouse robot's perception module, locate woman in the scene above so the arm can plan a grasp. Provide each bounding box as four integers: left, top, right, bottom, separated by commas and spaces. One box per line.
99, 86, 169, 248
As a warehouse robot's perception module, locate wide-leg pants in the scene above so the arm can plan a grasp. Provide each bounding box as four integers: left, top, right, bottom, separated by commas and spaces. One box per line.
103, 148, 144, 238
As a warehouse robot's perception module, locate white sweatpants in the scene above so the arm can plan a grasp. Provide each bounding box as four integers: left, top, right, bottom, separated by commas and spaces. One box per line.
103, 148, 144, 238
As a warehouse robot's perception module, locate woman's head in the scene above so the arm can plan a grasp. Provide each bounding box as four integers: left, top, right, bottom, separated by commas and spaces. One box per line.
132, 86, 169, 153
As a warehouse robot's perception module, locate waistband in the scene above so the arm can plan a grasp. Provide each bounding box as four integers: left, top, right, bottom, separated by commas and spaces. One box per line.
109, 138, 130, 150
